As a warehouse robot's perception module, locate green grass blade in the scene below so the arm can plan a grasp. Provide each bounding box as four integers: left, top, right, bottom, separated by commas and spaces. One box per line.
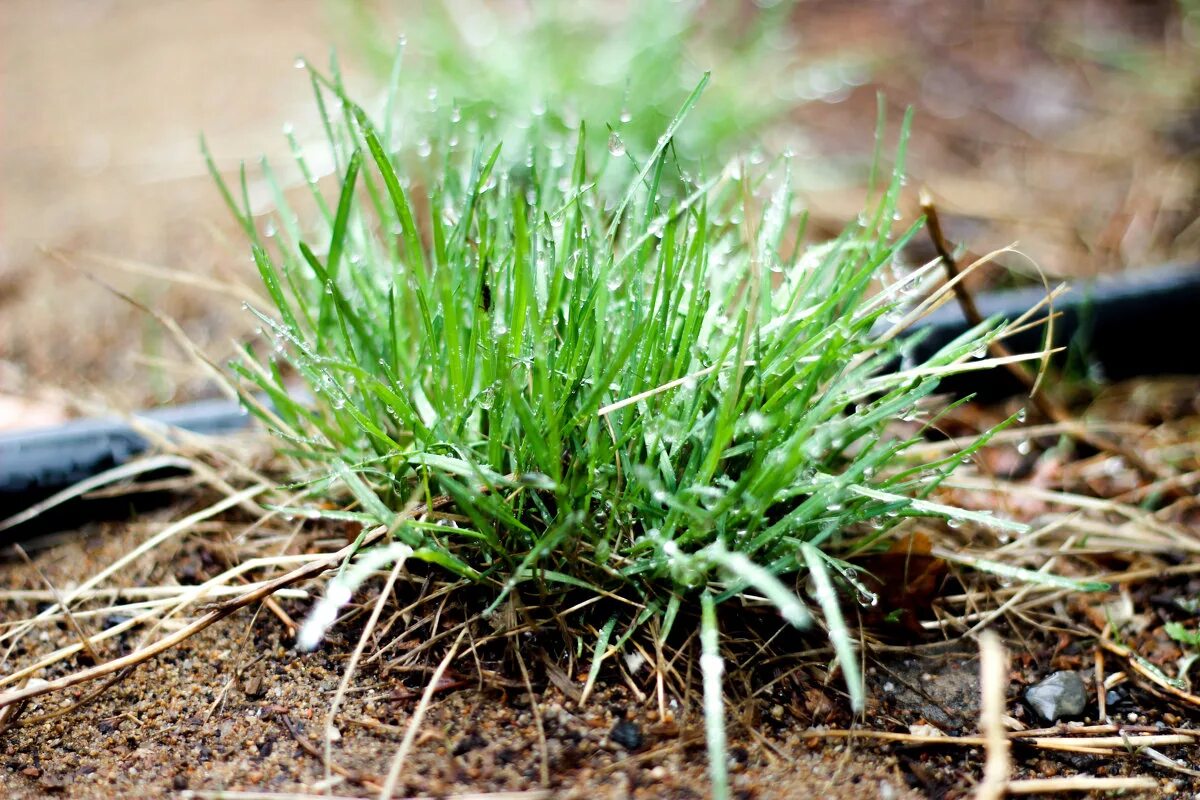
801, 542, 864, 713
700, 592, 730, 800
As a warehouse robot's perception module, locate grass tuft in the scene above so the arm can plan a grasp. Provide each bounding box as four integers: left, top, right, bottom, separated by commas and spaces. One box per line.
205, 50, 1064, 790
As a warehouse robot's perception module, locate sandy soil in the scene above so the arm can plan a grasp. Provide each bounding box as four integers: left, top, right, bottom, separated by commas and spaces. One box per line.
0, 0, 365, 410
2, 491, 1195, 798
0, 514, 928, 800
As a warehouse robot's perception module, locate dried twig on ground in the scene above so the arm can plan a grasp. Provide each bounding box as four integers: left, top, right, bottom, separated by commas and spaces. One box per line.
975, 631, 1009, 800
921, 191, 1180, 497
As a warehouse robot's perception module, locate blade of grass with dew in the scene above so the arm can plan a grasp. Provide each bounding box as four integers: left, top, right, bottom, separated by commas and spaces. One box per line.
705, 542, 810, 628
700, 592, 730, 800
936, 551, 1111, 593
801, 541, 864, 713
580, 615, 618, 704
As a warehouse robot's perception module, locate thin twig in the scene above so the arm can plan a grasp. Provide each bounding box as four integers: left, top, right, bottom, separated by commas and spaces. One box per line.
514, 638, 551, 788
0, 511, 409, 709
9, 544, 101, 664
0, 454, 196, 533
1100, 636, 1200, 710
921, 191, 1179, 495
1005, 776, 1158, 794
976, 631, 1009, 800
796, 728, 1193, 750
325, 559, 407, 789
278, 711, 382, 791
377, 627, 468, 800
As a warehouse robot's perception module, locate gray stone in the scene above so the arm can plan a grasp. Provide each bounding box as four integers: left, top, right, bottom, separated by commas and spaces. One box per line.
1024, 671, 1088, 722
609, 720, 643, 750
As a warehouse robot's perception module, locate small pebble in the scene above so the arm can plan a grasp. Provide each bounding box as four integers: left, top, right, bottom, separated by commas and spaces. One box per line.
1024, 671, 1087, 722
609, 720, 643, 750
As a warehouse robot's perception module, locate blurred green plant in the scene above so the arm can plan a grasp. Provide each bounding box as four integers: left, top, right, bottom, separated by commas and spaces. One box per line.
334, 0, 869, 170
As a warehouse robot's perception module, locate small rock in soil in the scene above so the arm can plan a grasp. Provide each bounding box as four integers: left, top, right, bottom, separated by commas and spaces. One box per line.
876, 654, 980, 731
1024, 671, 1087, 722
453, 733, 488, 756
37, 773, 65, 793
610, 719, 643, 750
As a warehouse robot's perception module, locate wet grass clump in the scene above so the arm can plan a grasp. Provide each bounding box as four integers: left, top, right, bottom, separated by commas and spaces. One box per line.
209, 61, 1028, 797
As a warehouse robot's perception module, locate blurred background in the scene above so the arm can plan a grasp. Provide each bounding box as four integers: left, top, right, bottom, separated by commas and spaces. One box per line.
1, 0, 1197, 420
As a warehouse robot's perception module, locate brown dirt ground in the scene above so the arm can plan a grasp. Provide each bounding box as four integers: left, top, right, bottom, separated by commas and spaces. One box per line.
0, 510, 931, 800
2, 1, 1200, 798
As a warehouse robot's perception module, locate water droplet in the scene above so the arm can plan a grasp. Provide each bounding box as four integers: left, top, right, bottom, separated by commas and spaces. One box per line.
1016, 408, 1028, 423
619, 109, 632, 124
607, 132, 626, 158
293, 57, 307, 70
